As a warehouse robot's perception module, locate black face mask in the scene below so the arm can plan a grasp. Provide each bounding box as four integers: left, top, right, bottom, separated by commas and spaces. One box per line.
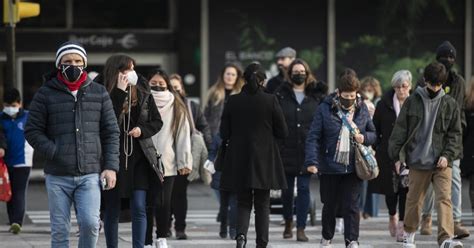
340, 97, 355, 109
438, 57, 454, 71
60, 64, 83, 82
151, 86, 166, 91
291, 74, 306, 85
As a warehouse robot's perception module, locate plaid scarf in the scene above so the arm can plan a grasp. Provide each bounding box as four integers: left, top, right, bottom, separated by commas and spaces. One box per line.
334, 98, 356, 166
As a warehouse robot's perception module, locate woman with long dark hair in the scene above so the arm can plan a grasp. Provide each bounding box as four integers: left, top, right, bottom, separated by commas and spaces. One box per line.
220, 62, 288, 248
144, 68, 192, 248
96, 54, 163, 248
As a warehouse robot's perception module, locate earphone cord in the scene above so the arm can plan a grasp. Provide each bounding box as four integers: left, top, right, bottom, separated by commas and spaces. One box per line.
123, 84, 133, 170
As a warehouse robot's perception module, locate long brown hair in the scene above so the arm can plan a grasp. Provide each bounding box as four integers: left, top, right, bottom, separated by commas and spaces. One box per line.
287, 59, 317, 87
147, 69, 190, 138
465, 76, 474, 110
102, 54, 138, 112
207, 63, 244, 105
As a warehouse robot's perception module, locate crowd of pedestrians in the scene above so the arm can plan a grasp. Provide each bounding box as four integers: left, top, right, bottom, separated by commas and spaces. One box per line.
0, 40, 473, 248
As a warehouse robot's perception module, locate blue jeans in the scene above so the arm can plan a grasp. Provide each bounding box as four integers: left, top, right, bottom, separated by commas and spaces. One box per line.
45, 173, 101, 248
282, 174, 311, 228
359, 180, 379, 217
422, 159, 462, 221
103, 188, 147, 248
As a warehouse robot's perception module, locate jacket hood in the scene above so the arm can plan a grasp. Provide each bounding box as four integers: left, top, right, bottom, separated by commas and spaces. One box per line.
415, 86, 445, 101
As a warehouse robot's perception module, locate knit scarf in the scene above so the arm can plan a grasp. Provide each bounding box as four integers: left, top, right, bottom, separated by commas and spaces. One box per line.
57, 71, 88, 92
334, 99, 355, 166
151, 89, 174, 116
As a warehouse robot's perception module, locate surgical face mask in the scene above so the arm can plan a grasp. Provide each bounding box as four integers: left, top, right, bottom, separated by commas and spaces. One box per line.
60, 64, 84, 82
363, 91, 374, 101
3, 106, 19, 117
127, 70, 138, 86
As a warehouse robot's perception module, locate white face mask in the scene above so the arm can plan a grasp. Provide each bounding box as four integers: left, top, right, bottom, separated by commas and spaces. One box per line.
3, 106, 19, 117
363, 91, 374, 101
127, 70, 138, 86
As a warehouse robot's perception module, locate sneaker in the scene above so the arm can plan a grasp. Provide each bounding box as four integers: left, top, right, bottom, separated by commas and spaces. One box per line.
144, 245, 156, 248
453, 222, 470, 239
156, 238, 168, 248
346, 241, 359, 248
9, 223, 21, 235
402, 232, 416, 248
320, 238, 332, 247
440, 239, 463, 248
336, 218, 344, 234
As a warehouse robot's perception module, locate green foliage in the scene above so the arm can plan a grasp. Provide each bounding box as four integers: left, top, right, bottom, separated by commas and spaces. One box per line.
299, 47, 325, 70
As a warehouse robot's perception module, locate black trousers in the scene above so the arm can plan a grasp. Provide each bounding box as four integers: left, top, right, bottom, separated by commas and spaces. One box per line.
320, 173, 361, 245
385, 187, 408, 221
237, 189, 270, 248
145, 176, 175, 245
6, 166, 31, 226
170, 174, 189, 232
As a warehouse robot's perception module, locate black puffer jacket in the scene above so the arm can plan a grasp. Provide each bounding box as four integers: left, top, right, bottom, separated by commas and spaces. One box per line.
25, 72, 120, 176
274, 81, 326, 175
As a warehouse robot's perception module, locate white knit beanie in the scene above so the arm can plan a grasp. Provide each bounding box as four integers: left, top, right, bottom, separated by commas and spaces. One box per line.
55, 41, 87, 68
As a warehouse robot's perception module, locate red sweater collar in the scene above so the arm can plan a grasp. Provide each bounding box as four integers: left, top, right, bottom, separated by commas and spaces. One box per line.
57, 71, 88, 92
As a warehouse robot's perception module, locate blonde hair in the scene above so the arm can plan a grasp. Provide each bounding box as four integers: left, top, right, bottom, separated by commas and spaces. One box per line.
360, 76, 382, 99
207, 63, 244, 105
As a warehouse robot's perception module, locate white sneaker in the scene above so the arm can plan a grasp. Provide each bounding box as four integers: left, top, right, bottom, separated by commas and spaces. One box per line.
144, 245, 156, 248
320, 238, 332, 247
336, 218, 344, 234
156, 238, 168, 248
346, 241, 359, 248
402, 231, 416, 248
440, 239, 463, 248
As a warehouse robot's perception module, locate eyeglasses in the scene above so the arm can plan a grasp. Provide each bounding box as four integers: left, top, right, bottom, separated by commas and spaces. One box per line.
395, 84, 409, 90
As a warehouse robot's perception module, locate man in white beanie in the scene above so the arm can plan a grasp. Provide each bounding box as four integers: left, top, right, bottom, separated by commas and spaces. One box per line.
25, 41, 120, 248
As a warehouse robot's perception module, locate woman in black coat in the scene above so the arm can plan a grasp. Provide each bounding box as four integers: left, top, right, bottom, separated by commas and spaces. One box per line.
97, 54, 163, 248
368, 70, 412, 241
220, 62, 288, 248
274, 59, 327, 242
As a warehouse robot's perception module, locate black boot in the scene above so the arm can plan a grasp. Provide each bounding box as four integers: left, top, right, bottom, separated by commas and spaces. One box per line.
236, 234, 246, 248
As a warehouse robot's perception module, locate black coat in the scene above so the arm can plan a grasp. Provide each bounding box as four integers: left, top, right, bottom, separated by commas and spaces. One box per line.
274, 82, 323, 176
461, 108, 474, 176
25, 72, 120, 176
265, 73, 286, 94
106, 77, 163, 197
219, 85, 289, 192
368, 90, 398, 195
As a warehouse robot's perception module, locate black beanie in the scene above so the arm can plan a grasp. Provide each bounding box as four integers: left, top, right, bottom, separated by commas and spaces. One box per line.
436, 41, 456, 60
